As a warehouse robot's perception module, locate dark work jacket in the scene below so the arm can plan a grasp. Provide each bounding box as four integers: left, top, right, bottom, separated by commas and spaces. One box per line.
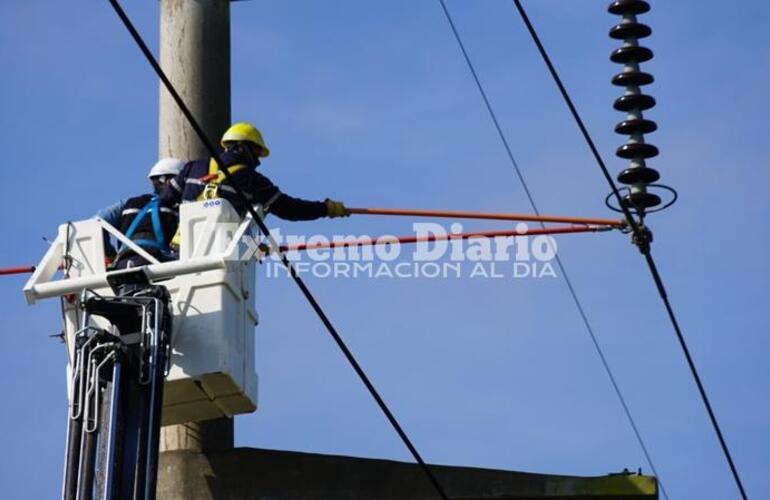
117, 194, 178, 262
161, 150, 328, 220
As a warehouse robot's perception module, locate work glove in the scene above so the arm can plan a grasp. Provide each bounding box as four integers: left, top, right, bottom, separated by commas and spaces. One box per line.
325, 198, 351, 218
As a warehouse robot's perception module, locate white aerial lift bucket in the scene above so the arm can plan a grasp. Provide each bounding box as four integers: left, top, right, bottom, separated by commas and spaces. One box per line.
23, 199, 260, 426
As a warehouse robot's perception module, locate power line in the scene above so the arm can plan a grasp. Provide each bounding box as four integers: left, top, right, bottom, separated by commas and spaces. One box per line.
509, 1, 747, 498
105, 1, 449, 498
435, 1, 668, 498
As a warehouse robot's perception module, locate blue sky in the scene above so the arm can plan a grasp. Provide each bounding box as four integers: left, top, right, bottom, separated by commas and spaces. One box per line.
1, 1, 768, 498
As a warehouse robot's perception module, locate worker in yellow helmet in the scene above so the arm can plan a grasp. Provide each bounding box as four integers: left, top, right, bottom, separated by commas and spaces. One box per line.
161, 122, 350, 220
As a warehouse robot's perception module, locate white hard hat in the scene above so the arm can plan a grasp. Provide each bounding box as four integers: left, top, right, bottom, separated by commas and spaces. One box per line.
148, 157, 184, 179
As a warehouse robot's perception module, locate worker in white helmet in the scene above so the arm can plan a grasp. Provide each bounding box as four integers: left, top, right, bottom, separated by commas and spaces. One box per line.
96, 158, 185, 268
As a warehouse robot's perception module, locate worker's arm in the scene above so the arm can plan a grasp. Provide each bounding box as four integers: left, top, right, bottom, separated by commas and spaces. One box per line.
269, 192, 329, 221
94, 200, 126, 258
246, 171, 334, 221
95, 200, 126, 228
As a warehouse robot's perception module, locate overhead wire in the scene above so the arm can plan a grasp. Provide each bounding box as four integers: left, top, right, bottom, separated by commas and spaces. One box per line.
509, 1, 747, 498
105, 1, 449, 498
436, 1, 668, 498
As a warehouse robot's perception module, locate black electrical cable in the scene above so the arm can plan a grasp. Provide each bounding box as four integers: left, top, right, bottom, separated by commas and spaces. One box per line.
106, 2, 449, 498
510, 1, 747, 498
436, 2, 668, 498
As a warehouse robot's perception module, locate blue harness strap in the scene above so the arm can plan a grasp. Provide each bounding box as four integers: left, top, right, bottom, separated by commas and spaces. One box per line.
149, 198, 166, 249
118, 196, 168, 255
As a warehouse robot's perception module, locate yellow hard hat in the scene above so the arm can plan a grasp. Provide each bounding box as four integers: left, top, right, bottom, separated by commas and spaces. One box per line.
221, 122, 270, 157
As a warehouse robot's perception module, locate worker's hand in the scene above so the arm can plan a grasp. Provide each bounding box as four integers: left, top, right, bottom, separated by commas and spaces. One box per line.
325, 198, 351, 218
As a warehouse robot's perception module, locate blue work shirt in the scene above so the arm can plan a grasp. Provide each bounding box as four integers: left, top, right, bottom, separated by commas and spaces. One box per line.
95, 199, 127, 228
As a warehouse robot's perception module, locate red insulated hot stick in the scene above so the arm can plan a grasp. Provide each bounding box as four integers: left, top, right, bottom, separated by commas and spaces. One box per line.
348, 207, 626, 228
280, 225, 610, 253
4, 226, 608, 273
0, 264, 69, 277
0, 266, 36, 276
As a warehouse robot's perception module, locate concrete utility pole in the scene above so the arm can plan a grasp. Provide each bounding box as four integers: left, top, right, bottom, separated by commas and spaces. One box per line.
158, 0, 233, 453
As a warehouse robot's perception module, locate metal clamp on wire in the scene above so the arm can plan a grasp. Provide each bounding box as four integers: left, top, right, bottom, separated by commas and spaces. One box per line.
631, 223, 653, 254
255, 242, 271, 261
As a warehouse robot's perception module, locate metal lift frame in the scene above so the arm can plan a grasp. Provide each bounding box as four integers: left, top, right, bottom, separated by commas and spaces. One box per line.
63, 276, 171, 500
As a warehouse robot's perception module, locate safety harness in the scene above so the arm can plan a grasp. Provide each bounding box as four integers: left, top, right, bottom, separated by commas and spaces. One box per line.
196, 159, 247, 201
169, 160, 249, 249
118, 195, 170, 257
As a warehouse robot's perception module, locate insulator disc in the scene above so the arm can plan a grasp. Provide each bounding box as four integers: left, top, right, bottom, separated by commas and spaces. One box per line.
617, 166, 660, 185
616, 142, 659, 159
614, 94, 656, 112
624, 191, 662, 209
609, 22, 652, 40
608, 0, 651, 16
615, 118, 658, 135
612, 71, 654, 87
611, 45, 654, 64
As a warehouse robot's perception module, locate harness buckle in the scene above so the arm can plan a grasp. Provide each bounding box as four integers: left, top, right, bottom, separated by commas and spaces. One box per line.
202, 183, 219, 200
